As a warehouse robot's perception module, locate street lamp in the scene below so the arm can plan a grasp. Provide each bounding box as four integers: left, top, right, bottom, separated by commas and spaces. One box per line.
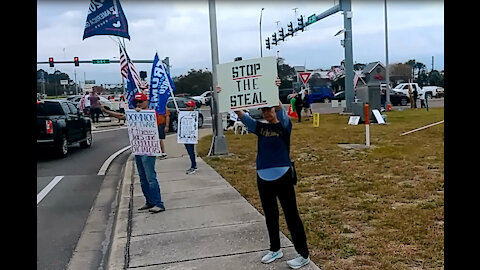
260, 8, 264, 57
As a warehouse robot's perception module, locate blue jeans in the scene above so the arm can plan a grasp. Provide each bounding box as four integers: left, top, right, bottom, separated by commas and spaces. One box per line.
134, 155, 164, 208
184, 144, 196, 169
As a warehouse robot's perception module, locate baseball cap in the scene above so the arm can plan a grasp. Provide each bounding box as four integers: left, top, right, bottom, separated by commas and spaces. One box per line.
134, 93, 148, 101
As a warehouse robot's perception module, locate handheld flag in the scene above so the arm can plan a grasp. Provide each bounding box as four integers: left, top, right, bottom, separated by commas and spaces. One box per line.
149, 53, 176, 115
125, 67, 140, 109
83, 0, 130, 40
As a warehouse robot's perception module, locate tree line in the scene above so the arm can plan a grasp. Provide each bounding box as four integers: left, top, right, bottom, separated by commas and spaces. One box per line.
37, 58, 444, 97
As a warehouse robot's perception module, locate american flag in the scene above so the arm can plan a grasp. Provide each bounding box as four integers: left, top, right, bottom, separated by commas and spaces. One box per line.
119, 44, 142, 92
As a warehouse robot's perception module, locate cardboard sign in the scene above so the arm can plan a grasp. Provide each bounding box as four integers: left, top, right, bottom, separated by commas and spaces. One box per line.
216, 56, 278, 113
126, 109, 162, 156
372, 109, 386, 124
348, 116, 360, 125
177, 111, 199, 144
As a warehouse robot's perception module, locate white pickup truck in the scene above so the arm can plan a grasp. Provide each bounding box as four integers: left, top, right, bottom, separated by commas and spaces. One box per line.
392, 83, 422, 96
422, 86, 444, 98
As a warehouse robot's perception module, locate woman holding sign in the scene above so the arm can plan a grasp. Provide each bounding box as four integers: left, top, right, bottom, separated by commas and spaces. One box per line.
216, 78, 311, 269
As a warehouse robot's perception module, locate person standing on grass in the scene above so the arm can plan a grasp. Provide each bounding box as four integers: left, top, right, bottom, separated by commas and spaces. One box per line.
294, 91, 303, 123
216, 78, 311, 269
100, 93, 166, 214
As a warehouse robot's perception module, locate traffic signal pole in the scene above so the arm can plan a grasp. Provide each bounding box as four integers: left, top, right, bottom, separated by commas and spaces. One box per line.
207, 0, 228, 156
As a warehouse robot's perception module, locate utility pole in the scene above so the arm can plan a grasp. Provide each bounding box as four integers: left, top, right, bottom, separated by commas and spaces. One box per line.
208, 0, 228, 156
341, 0, 354, 113
384, 0, 391, 109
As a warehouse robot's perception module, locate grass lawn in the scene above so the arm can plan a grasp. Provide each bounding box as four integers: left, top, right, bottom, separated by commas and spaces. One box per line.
197, 107, 444, 270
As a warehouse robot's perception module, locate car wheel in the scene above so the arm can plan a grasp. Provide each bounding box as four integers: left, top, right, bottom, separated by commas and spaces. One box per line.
80, 129, 92, 148
323, 98, 331, 103
171, 119, 178, 133
198, 115, 204, 128
400, 97, 408, 106
56, 134, 68, 158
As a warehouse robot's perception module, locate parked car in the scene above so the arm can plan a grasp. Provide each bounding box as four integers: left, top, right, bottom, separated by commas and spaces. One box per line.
309, 86, 335, 103
37, 99, 92, 157
279, 88, 294, 104
166, 97, 204, 133
382, 89, 410, 106
191, 91, 212, 106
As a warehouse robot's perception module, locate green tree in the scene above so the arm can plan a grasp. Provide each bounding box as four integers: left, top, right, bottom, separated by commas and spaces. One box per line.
277, 59, 295, 88
174, 69, 212, 96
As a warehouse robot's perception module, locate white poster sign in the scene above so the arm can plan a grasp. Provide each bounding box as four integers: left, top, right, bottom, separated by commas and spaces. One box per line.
126, 109, 162, 156
348, 116, 361, 125
177, 111, 199, 144
372, 109, 386, 124
216, 56, 278, 113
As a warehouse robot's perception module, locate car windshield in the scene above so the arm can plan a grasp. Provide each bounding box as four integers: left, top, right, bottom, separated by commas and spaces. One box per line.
37, 102, 64, 116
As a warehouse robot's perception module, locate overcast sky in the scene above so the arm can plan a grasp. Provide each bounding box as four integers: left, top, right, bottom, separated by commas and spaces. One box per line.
37, 0, 444, 86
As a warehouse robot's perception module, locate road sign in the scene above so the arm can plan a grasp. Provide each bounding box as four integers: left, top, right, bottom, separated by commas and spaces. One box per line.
298, 72, 312, 85
92, 59, 110, 64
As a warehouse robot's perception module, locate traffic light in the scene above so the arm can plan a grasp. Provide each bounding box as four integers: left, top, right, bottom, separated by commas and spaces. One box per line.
297, 15, 304, 31
266, 37, 271, 50
49, 57, 54, 67
272, 32, 277, 46
287, 22, 294, 36
279, 28, 285, 41
74, 57, 79, 66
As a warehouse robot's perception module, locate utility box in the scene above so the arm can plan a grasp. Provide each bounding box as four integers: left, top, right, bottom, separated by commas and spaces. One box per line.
352, 82, 381, 123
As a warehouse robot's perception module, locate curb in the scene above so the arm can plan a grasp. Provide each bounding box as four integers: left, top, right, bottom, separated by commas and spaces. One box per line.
106, 154, 134, 270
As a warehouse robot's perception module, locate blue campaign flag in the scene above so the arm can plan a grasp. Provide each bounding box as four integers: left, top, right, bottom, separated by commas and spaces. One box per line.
83, 0, 130, 40
125, 67, 139, 109
149, 53, 176, 115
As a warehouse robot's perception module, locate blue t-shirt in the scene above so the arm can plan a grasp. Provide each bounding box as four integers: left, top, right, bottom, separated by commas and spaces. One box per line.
241, 108, 292, 181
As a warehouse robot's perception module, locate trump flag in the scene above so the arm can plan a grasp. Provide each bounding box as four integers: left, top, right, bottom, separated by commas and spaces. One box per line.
149, 53, 176, 115
83, 0, 130, 40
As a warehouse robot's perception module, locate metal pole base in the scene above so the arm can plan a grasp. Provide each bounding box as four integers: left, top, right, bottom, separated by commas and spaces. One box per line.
211, 135, 229, 156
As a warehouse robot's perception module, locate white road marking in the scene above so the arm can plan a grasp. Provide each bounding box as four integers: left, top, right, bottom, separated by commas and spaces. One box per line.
97, 145, 131, 175
37, 176, 64, 205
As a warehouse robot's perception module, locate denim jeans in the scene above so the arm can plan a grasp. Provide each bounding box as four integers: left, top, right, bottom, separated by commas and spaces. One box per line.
184, 144, 196, 169
134, 155, 164, 208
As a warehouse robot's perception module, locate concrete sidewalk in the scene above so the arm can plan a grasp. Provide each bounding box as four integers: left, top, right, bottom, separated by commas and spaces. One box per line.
107, 128, 321, 270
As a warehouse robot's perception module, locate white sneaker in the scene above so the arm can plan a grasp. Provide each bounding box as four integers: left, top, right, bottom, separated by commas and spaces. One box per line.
261, 249, 283, 264
287, 254, 310, 269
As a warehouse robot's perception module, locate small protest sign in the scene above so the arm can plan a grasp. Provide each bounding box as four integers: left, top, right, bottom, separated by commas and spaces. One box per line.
216, 56, 278, 113
125, 109, 162, 156
372, 109, 386, 124
348, 116, 361, 125
177, 111, 199, 144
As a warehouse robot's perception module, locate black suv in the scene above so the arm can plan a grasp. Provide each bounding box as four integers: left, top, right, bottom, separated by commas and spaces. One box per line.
166, 97, 204, 132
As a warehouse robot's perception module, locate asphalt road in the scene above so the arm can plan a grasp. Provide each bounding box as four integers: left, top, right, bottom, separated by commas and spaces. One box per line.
37, 127, 130, 270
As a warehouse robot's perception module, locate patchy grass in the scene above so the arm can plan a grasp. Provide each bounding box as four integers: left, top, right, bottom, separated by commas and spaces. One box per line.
198, 108, 444, 270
